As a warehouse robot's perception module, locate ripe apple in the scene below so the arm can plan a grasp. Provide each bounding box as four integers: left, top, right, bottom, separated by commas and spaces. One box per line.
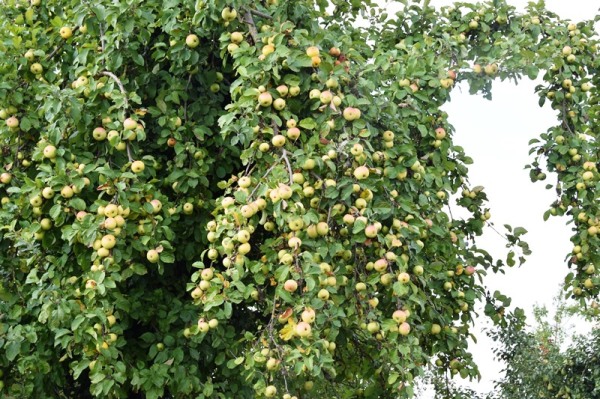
301, 308, 316, 323
258, 92, 273, 107
317, 288, 330, 301
221, 7, 237, 22
43, 145, 57, 159
59, 27, 73, 39
101, 234, 116, 249
367, 321, 379, 333
265, 385, 277, 398
5, 116, 19, 128
283, 279, 298, 292
319, 90, 333, 104
306, 46, 320, 57
562, 45, 572, 56
273, 98, 286, 110
329, 47, 341, 57
289, 86, 300, 96
397, 272, 410, 283
230, 31, 243, 44
182, 202, 194, 214
316, 221, 329, 236
131, 160, 145, 173
343, 107, 361, 121
392, 310, 407, 323
353, 165, 369, 180
30, 63, 43, 74
295, 321, 312, 337
271, 134, 286, 147
0, 173, 12, 184
93, 127, 107, 141
364, 224, 378, 238
581, 82, 592, 92
147, 249, 159, 263
123, 117, 137, 130
465, 266, 476, 275
197, 320, 209, 333
398, 322, 411, 336
286, 127, 300, 140
40, 218, 52, 230
435, 127, 446, 139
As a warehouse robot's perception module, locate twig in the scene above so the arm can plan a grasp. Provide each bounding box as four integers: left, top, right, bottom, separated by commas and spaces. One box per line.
248, 8, 273, 20
100, 71, 129, 109
281, 149, 294, 184
126, 143, 134, 162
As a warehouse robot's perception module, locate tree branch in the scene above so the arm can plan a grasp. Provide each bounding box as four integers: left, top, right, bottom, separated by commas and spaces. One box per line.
100, 71, 129, 109
242, 10, 259, 44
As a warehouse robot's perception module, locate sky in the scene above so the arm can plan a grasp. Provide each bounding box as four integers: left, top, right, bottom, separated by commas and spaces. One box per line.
374, 0, 600, 395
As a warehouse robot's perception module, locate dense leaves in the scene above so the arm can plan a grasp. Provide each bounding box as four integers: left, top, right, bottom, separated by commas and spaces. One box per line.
0, 0, 598, 397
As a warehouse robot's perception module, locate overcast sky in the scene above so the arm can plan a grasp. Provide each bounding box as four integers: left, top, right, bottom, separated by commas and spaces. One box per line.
374, 0, 600, 395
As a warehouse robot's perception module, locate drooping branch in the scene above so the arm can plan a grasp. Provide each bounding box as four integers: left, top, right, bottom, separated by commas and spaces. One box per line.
100, 71, 129, 110
242, 10, 260, 44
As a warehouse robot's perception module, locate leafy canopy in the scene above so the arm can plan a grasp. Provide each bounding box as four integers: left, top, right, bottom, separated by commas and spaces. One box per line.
0, 0, 598, 397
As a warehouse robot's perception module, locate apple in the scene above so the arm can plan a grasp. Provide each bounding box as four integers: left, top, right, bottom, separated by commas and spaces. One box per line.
435, 127, 446, 139
301, 308, 316, 323
262, 44, 275, 56
289, 86, 300, 96
30, 62, 43, 74
227, 43, 239, 54
343, 107, 361, 121
258, 92, 273, 107
465, 266, 476, 275
147, 249, 159, 263
366, 322, 382, 335
469, 19, 478, 29
413, 265, 424, 276
353, 165, 370, 180
182, 202, 194, 214
309, 89, 321, 100
40, 218, 52, 230
329, 46, 341, 57
5, 116, 19, 128
392, 310, 407, 323
283, 279, 298, 292
24, 49, 35, 61
355, 282, 366, 291
93, 127, 107, 141
197, 320, 209, 333
562, 45, 572, 56
43, 145, 57, 159
484, 63, 498, 75
131, 160, 145, 173
230, 31, 243, 44
398, 322, 411, 336
286, 127, 300, 140
364, 224, 378, 238
306, 46, 320, 57
101, 234, 116, 249
221, 7, 237, 22
123, 117, 137, 130
0, 173, 11, 184
319, 90, 333, 104
295, 321, 312, 337
397, 272, 410, 283
273, 98, 286, 110
150, 199, 162, 213
271, 134, 286, 147
316, 222, 329, 236
581, 82, 592, 92
59, 27, 73, 39
317, 288, 330, 301
265, 385, 277, 398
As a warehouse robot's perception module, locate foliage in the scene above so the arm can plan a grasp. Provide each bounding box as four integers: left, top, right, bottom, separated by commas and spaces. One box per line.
488, 296, 600, 399
0, 0, 598, 397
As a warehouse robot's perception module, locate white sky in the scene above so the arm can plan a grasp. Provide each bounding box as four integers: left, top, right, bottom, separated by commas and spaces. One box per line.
374, 0, 600, 395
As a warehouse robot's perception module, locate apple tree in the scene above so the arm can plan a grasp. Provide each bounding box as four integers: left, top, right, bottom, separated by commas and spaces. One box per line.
0, 0, 598, 397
